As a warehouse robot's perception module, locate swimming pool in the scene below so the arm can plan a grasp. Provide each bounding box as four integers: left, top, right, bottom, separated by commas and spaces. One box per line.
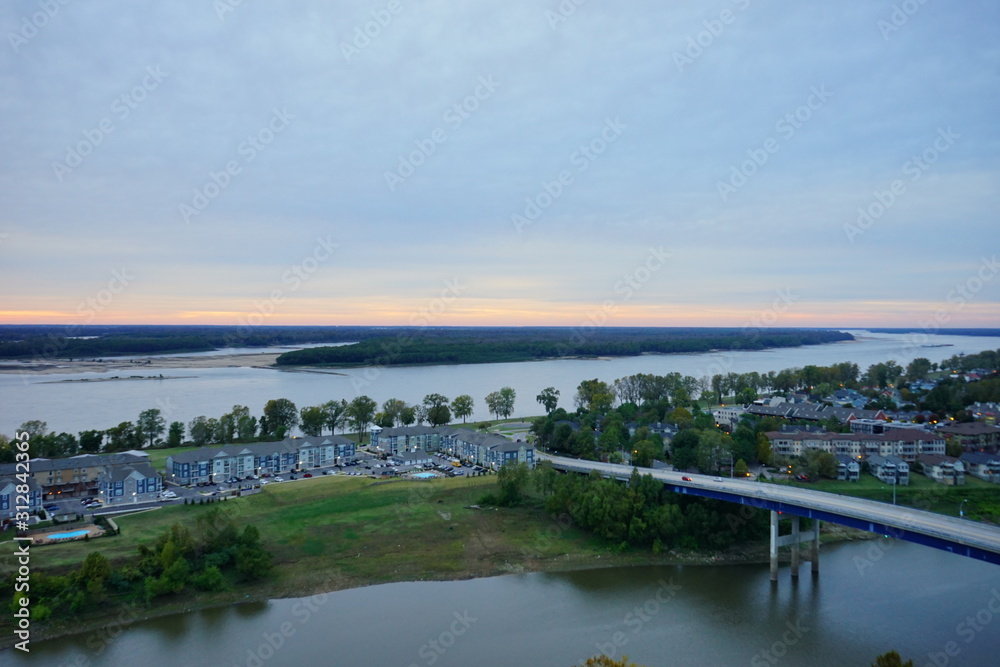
45, 529, 90, 540
411, 472, 437, 479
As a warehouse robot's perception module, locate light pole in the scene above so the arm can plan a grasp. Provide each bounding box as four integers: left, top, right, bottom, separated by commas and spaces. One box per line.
960, 498, 967, 518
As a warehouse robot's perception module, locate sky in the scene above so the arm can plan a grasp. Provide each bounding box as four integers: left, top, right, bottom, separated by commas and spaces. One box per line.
1, 1, 998, 329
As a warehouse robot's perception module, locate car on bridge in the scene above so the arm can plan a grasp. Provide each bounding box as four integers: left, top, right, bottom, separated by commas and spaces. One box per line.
682, 476, 693, 482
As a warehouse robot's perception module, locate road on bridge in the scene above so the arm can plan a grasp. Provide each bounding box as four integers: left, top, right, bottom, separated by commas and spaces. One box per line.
540, 453, 1000, 562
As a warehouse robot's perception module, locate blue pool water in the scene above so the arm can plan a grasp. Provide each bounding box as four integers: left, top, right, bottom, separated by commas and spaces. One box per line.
411, 472, 437, 479
45, 529, 90, 540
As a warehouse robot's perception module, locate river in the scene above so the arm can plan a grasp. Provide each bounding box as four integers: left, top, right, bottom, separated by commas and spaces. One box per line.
7, 540, 999, 667
1, 330, 999, 436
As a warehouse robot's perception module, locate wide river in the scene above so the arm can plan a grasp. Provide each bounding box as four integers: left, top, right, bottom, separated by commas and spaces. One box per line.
7, 540, 1000, 666
2, 330, 1000, 436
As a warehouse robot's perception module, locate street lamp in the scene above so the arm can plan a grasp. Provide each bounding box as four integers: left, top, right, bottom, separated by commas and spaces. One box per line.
960, 498, 968, 518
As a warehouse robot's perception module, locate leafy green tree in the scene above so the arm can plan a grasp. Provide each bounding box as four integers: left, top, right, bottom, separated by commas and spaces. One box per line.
188, 416, 211, 446
79, 429, 104, 453
137, 408, 166, 447
734, 458, 749, 477
755, 432, 772, 465
400, 405, 416, 426
631, 439, 659, 467
452, 394, 474, 423
166, 421, 185, 447
105, 421, 142, 452
323, 399, 348, 434
496, 462, 530, 506
347, 395, 378, 441
497, 386, 516, 418
671, 430, 699, 471
381, 398, 408, 426
17, 420, 47, 439
536, 387, 560, 413
263, 398, 299, 437
905, 358, 932, 381
423, 394, 452, 426
575, 379, 613, 413
299, 405, 327, 436
871, 650, 914, 667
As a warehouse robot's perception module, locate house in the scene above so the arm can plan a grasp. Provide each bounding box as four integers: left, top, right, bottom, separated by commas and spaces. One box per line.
369, 426, 535, 470
868, 455, 909, 485
0, 452, 150, 501
936, 422, 1000, 453
712, 407, 746, 430
165, 435, 356, 485
960, 452, 1000, 483
0, 476, 44, 521
916, 454, 965, 486
766, 430, 944, 462
745, 403, 886, 424
970, 402, 1000, 425
825, 388, 866, 407
835, 455, 860, 482
99, 463, 163, 504
392, 451, 433, 467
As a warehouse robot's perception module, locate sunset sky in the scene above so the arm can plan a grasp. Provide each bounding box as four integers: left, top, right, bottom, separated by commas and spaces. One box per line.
1, 1, 998, 328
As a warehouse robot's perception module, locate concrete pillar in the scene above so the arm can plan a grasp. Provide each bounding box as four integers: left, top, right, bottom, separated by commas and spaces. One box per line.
770, 511, 779, 582
812, 519, 821, 574
790, 516, 800, 579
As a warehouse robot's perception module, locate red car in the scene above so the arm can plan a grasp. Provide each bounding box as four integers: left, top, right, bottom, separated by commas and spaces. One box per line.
303, 473, 313, 478
682, 476, 693, 482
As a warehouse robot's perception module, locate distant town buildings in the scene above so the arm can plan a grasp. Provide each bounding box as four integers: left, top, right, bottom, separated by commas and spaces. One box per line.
371, 426, 535, 470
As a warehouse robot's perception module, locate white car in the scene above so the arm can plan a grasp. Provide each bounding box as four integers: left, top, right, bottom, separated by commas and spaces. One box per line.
160, 491, 177, 499
260, 480, 269, 485
273, 477, 284, 482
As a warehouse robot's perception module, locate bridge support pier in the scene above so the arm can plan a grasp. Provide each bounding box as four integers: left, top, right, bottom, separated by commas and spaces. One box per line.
769, 512, 820, 583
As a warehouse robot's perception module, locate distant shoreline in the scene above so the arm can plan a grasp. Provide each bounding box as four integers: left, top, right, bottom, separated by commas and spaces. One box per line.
0, 352, 284, 376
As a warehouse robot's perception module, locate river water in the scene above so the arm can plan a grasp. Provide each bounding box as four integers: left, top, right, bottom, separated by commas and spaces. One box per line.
7, 540, 1000, 667
2, 330, 999, 436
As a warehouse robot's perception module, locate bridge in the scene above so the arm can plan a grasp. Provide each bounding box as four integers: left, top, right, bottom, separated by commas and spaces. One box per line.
541, 454, 1000, 581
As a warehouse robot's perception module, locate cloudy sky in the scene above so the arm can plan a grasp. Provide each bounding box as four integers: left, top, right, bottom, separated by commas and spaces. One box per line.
1, 1, 998, 328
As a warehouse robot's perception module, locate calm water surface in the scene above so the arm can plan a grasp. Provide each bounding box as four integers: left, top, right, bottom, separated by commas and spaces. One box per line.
2, 331, 999, 435
7, 540, 999, 667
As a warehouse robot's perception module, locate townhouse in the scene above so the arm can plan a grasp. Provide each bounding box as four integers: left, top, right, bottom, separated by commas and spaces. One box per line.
868, 455, 909, 485
935, 422, 1000, 453
765, 430, 945, 462
0, 451, 151, 501
915, 454, 965, 486
372, 425, 535, 469
0, 476, 43, 521
165, 435, 356, 485
99, 462, 164, 504
959, 452, 1000, 484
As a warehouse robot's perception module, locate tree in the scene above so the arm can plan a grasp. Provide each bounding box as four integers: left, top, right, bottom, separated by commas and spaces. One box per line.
423, 394, 452, 426
105, 421, 141, 452
755, 432, 772, 466
299, 405, 327, 437
536, 387, 560, 414
189, 416, 212, 446
78, 429, 104, 454
497, 386, 516, 419
263, 398, 299, 437
805, 450, 837, 479
381, 398, 408, 427
137, 408, 166, 448
905, 357, 932, 381
671, 430, 699, 471
17, 420, 47, 439
496, 462, 529, 507
734, 458, 749, 478
452, 394, 474, 423
166, 422, 185, 448
871, 650, 914, 667
347, 395, 378, 441
323, 399, 348, 434
575, 379, 612, 413
485, 391, 503, 420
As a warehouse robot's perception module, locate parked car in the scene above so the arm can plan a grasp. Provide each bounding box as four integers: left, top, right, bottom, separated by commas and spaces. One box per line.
45, 504, 60, 513
273, 477, 284, 482
303, 473, 312, 478
323, 470, 333, 475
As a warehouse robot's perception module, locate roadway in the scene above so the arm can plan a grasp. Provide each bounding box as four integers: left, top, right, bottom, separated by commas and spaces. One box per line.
540, 453, 1000, 564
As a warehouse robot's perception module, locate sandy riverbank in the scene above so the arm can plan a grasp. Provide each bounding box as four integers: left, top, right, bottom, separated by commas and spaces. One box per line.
0, 352, 286, 376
